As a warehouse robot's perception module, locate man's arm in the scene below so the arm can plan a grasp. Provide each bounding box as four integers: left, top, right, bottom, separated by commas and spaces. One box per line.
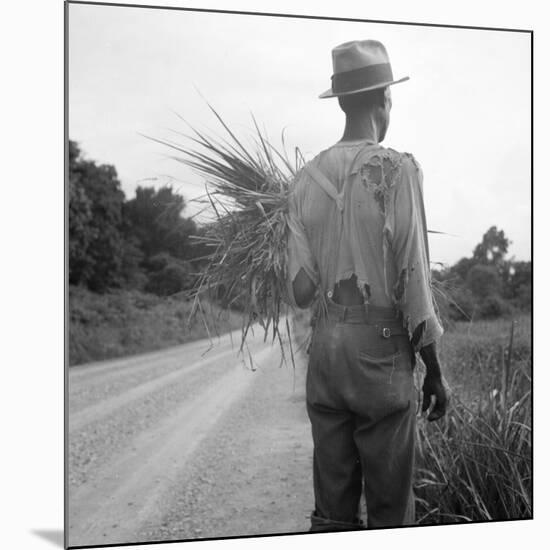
285, 174, 319, 309
292, 268, 317, 309
392, 154, 449, 421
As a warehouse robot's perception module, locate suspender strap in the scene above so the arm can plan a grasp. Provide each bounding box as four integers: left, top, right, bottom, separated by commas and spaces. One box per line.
304, 144, 378, 211
304, 164, 345, 212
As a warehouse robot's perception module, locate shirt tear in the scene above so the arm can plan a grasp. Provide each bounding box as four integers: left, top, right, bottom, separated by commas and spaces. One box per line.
359, 153, 402, 215
356, 277, 372, 302
393, 267, 408, 303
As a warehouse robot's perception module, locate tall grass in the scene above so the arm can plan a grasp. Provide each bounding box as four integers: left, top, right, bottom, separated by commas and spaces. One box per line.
415, 315, 532, 523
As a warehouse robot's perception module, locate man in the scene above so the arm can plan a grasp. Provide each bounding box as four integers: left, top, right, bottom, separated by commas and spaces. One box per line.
286, 39, 448, 531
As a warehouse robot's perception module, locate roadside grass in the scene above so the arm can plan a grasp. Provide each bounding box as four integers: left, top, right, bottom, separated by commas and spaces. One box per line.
414, 314, 532, 523
69, 286, 243, 366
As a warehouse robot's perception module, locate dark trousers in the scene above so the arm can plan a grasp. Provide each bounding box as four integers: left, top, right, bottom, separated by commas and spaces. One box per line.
306, 299, 416, 531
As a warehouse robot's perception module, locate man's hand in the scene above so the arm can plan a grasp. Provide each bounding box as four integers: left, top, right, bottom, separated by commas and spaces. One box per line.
418, 341, 449, 422
421, 374, 448, 422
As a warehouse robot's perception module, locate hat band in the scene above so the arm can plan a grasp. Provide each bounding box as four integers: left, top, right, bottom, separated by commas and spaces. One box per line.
331, 63, 394, 94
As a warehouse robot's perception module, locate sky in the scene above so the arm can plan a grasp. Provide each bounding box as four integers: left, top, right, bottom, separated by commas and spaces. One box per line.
68, 2, 532, 268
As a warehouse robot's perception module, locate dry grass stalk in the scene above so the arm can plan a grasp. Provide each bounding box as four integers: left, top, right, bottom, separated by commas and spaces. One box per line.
147, 104, 305, 364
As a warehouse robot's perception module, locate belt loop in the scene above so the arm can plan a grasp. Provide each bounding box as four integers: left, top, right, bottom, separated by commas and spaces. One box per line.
339, 306, 347, 323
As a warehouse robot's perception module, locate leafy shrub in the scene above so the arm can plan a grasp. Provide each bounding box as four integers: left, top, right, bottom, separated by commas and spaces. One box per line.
466, 264, 502, 299
478, 294, 514, 319
513, 282, 532, 311
143, 253, 195, 296
437, 284, 476, 322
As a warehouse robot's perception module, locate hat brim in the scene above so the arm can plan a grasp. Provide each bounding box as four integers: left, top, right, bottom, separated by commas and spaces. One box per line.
319, 75, 410, 99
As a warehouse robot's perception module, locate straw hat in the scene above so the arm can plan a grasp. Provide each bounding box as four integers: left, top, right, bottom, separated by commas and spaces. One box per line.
319, 39, 409, 99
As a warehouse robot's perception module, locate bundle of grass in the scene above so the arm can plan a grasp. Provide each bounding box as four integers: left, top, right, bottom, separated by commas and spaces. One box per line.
147, 105, 304, 363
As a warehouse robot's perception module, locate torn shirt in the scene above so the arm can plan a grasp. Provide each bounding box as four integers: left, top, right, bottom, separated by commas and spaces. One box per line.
286, 140, 443, 350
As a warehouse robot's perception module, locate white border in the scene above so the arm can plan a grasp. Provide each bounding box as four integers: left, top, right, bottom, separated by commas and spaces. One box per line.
2, 1, 545, 549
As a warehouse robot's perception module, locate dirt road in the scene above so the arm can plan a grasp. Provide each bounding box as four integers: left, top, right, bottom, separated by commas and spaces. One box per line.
68, 326, 313, 547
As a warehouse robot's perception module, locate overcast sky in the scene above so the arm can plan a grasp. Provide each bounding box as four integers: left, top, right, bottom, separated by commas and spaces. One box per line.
68, 2, 531, 267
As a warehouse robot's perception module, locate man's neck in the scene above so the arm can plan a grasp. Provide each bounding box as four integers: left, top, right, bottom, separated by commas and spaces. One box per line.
340, 112, 381, 143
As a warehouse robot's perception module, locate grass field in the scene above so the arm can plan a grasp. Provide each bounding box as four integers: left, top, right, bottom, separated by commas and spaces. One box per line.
414, 314, 532, 523
68, 286, 243, 366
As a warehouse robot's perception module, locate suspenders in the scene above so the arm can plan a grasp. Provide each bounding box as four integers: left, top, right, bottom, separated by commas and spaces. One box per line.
304, 144, 378, 211
302, 146, 395, 306
304, 164, 345, 212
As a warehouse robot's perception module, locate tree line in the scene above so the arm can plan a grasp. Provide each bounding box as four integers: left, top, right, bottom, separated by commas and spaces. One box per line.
69, 140, 204, 295
69, 141, 531, 319
434, 226, 531, 320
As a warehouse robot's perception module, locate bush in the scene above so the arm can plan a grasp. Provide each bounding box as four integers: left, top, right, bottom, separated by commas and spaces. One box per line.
466, 264, 502, 299
513, 282, 532, 311
478, 294, 514, 319
145, 262, 193, 296
440, 285, 477, 322
143, 253, 196, 296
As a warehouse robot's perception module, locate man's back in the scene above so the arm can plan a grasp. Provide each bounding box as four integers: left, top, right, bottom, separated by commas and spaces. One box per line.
289, 140, 442, 344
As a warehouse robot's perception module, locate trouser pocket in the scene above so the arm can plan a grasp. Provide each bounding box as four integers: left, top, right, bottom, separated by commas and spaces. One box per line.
353, 342, 414, 421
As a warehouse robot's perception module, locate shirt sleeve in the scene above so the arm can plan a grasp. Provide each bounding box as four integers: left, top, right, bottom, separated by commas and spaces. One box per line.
388, 154, 443, 350
284, 173, 319, 307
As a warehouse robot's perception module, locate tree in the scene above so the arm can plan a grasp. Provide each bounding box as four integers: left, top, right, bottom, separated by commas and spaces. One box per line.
473, 226, 510, 266
143, 252, 195, 296
123, 186, 197, 262
69, 142, 96, 285
466, 264, 502, 299
119, 235, 147, 290
69, 141, 126, 291
68, 143, 202, 294
508, 261, 532, 310
437, 226, 528, 320
449, 256, 476, 283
